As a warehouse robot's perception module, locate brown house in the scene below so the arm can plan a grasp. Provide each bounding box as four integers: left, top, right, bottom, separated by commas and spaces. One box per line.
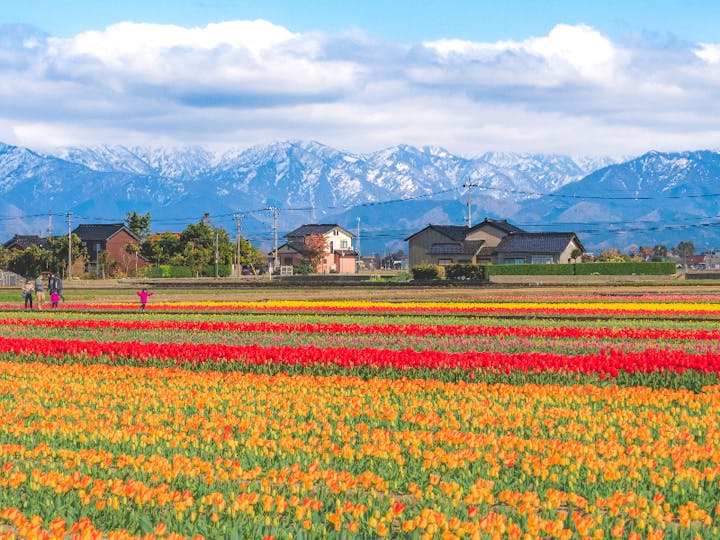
73, 223, 146, 276
405, 219, 524, 267
406, 218, 584, 267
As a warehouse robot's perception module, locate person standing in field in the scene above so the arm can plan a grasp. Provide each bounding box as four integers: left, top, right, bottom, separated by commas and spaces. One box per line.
35, 274, 46, 310
22, 278, 34, 310
50, 290, 60, 309
54, 275, 64, 301
137, 288, 153, 312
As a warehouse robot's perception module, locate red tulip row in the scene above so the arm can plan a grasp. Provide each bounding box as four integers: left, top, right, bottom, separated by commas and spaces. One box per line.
2, 335, 719, 376
3, 316, 719, 341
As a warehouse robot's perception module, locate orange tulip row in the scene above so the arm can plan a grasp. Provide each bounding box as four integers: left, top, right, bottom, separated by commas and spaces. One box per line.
0, 358, 718, 538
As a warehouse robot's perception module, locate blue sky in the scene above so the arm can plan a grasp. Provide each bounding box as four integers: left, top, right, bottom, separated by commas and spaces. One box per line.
6, 0, 720, 43
2, 1, 720, 155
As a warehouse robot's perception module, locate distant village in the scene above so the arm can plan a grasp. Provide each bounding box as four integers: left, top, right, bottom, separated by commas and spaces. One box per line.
0, 211, 708, 284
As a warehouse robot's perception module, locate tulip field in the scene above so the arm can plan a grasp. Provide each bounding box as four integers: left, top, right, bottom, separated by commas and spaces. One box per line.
0, 295, 719, 539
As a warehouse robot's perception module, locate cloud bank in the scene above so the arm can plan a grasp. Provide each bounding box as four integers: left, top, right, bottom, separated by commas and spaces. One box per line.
1, 20, 719, 155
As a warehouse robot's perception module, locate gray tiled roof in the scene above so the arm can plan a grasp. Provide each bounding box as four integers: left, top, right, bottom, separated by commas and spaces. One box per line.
285, 224, 354, 238
73, 224, 139, 242
494, 232, 581, 253
3, 235, 50, 250
429, 225, 470, 242
469, 218, 525, 235
427, 240, 485, 255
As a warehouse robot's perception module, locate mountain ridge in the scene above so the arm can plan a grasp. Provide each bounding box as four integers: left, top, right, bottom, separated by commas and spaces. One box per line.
3, 140, 719, 254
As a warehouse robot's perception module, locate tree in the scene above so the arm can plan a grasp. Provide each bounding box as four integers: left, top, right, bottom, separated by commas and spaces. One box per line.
382, 249, 406, 269
672, 241, 695, 269
0, 246, 12, 271
302, 233, 328, 272
651, 244, 668, 262
46, 234, 83, 276
7, 245, 52, 277
125, 211, 152, 240
183, 241, 211, 276
236, 238, 267, 274
570, 248, 583, 262
142, 233, 181, 265
123, 242, 141, 276
597, 248, 625, 262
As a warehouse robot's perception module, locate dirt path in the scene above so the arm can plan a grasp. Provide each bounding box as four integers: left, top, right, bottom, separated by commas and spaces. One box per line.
54, 275, 720, 304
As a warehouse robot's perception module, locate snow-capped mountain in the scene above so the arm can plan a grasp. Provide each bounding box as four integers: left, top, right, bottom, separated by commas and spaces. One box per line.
10, 139, 717, 254
521, 150, 720, 250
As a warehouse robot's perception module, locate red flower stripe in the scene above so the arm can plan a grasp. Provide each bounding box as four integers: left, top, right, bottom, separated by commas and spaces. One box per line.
1, 336, 719, 376
3, 316, 720, 341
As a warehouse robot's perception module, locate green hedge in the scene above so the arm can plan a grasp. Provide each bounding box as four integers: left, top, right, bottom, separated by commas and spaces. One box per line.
484, 263, 574, 276
483, 261, 676, 277
202, 264, 233, 277
143, 265, 195, 278
445, 264, 486, 280
573, 262, 675, 275
144, 264, 233, 278
410, 264, 445, 280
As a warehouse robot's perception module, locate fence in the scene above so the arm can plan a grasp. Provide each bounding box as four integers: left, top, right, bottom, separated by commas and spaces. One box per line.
0, 271, 24, 287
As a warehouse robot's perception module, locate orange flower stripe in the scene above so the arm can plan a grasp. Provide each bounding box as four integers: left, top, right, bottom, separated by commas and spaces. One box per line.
0, 359, 718, 538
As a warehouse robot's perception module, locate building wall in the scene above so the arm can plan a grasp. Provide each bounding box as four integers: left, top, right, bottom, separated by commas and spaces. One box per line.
408, 229, 459, 267
106, 231, 146, 269
465, 226, 507, 247
557, 240, 581, 264
495, 241, 580, 265
336, 254, 356, 273
324, 228, 354, 254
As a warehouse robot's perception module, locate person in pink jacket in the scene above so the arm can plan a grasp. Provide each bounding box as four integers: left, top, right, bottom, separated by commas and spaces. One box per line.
137, 288, 153, 312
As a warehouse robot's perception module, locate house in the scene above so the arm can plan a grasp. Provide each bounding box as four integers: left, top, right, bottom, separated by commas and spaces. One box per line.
705, 250, 720, 269
3, 234, 50, 251
406, 218, 584, 267
272, 224, 357, 274
484, 232, 585, 264
405, 219, 524, 267
73, 223, 146, 276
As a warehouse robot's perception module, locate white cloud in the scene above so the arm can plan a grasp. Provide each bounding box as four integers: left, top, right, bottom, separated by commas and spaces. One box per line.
423, 24, 620, 84
48, 20, 297, 60
42, 20, 362, 98
1, 20, 720, 155
695, 43, 720, 63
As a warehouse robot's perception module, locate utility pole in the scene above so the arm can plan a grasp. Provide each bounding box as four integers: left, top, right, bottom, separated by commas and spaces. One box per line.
66, 212, 72, 279
47, 213, 53, 238
356, 217, 361, 258
214, 231, 219, 278
266, 206, 279, 274
233, 213, 243, 277
462, 183, 472, 228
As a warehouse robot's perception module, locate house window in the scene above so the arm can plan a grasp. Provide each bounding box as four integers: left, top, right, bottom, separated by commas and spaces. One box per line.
340, 240, 348, 249
283, 257, 294, 266
505, 258, 525, 265
438, 258, 453, 266
329, 241, 334, 253
531, 256, 553, 264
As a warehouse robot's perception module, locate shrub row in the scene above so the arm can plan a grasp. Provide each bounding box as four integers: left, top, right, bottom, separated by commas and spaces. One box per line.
143, 264, 233, 278
411, 261, 676, 280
